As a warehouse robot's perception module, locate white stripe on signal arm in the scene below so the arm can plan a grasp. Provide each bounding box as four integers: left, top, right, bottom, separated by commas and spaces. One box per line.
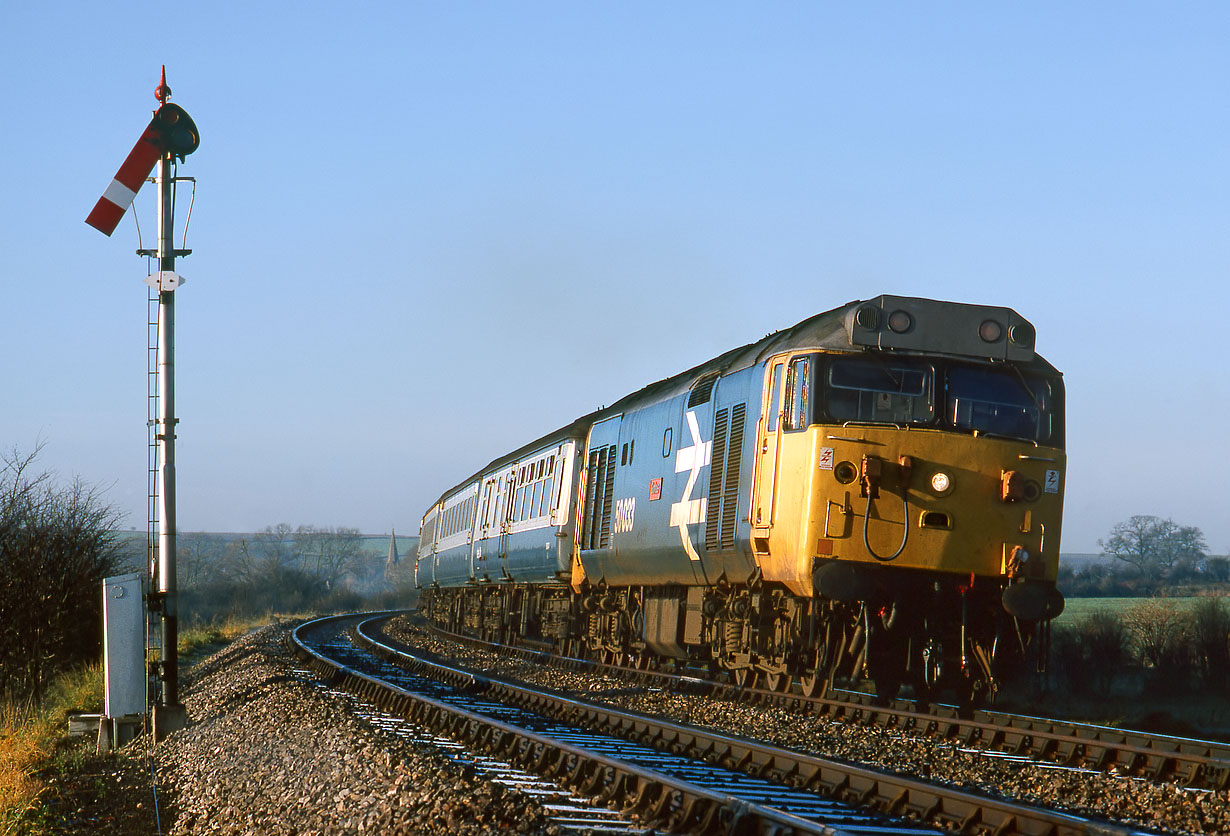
101, 179, 138, 210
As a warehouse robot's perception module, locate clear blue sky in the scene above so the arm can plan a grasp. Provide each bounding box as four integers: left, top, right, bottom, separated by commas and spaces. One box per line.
2, 3, 1227, 553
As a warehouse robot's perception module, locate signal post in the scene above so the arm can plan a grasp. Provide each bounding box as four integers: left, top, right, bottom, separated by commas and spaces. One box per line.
87, 68, 199, 739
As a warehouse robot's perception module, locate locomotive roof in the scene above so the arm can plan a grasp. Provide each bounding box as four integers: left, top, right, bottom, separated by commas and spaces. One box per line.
425, 295, 1060, 510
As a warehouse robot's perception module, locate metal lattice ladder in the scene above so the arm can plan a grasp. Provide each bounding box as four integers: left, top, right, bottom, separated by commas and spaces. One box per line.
145, 286, 163, 692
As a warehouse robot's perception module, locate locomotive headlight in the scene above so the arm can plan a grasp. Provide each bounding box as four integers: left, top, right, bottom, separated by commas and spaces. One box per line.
979, 319, 1003, 342
930, 471, 952, 494
887, 309, 913, 333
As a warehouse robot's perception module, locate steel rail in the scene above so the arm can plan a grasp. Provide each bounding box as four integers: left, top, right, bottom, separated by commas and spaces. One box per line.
359, 616, 1154, 836
418, 618, 1230, 791
291, 614, 881, 835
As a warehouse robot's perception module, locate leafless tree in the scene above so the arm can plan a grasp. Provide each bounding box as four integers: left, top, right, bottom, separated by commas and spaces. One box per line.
293, 525, 363, 590
0, 447, 127, 699
1099, 515, 1207, 576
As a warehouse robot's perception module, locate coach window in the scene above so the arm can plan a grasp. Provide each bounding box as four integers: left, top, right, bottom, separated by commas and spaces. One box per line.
784, 356, 811, 431
542, 458, 556, 517
539, 474, 553, 517
529, 479, 542, 520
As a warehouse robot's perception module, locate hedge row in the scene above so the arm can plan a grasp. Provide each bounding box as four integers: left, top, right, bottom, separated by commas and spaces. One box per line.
1051, 597, 1230, 695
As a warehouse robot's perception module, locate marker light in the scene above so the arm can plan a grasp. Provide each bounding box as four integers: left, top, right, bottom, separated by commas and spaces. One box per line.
979, 319, 1003, 342
1009, 322, 1035, 347
834, 461, 858, 485
887, 310, 913, 333
930, 472, 952, 494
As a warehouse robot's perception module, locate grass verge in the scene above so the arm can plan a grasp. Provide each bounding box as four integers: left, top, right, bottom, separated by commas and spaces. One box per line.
0, 664, 103, 835
0, 614, 277, 835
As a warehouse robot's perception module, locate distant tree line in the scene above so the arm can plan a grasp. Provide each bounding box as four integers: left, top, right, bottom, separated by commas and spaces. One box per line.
0, 448, 132, 700
1059, 514, 1227, 598
0, 443, 416, 698
178, 524, 415, 624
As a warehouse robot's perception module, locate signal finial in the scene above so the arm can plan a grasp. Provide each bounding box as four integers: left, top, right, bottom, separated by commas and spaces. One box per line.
155, 65, 171, 105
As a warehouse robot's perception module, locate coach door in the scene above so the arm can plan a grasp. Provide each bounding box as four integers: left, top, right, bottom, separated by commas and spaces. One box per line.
497, 473, 515, 578
475, 475, 499, 579
752, 359, 786, 541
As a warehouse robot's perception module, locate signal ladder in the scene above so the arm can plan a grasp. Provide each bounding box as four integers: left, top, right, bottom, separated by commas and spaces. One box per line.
145, 285, 163, 700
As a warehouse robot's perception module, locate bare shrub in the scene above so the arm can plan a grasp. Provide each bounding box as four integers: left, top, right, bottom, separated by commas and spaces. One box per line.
1052, 610, 1126, 695
0, 448, 127, 700
1050, 625, 1089, 694
1123, 599, 1192, 693
1191, 596, 1230, 691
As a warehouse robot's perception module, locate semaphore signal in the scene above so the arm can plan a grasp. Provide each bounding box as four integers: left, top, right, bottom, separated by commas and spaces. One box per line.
86, 70, 199, 237
87, 66, 199, 740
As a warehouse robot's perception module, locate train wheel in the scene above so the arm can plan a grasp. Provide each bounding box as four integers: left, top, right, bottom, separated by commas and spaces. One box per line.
732, 667, 759, 689
799, 671, 828, 698
763, 671, 793, 693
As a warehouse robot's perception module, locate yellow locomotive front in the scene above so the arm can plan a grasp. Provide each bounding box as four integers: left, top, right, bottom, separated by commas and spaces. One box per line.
751, 297, 1065, 702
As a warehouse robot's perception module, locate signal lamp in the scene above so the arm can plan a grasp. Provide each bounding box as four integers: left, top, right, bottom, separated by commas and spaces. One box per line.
930, 471, 952, 494
887, 310, 913, 333
156, 103, 200, 159
979, 319, 1003, 342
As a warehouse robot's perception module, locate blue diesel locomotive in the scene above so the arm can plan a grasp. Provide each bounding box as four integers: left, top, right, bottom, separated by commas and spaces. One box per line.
416, 295, 1066, 702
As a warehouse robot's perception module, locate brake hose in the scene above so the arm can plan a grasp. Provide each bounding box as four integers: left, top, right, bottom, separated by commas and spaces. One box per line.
863, 491, 909, 562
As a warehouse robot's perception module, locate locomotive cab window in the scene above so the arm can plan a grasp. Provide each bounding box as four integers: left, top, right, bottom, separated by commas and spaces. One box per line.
825, 357, 935, 426
946, 365, 1059, 444
783, 356, 812, 431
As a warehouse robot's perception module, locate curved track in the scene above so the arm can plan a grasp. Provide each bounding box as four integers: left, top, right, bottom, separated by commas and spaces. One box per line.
291, 612, 1158, 836
421, 618, 1230, 792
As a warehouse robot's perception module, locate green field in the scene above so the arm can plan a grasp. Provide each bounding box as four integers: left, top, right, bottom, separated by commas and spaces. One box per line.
1054, 596, 1202, 627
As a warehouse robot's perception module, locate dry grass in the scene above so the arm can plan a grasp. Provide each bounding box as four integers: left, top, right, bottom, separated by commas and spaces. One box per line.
176, 614, 287, 661
0, 708, 48, 833
0, 663, 103, 834
0, 614, 274, 834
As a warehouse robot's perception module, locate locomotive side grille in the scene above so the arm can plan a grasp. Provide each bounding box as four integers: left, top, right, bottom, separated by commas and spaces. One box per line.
721, 402, 746, 549
706, 407, 729, 551
688, 374, 717, 407
598, 444, 617, 548
582, 448, 602, 550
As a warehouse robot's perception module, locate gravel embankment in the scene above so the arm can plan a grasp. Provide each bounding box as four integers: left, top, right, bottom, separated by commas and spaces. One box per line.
153, 623, 558, 835
384, 617, 1230, 836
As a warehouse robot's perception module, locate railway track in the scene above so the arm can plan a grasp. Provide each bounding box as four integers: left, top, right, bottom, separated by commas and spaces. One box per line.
291, 612, 1158, 836
416, 618, 1230, 793
291, 614, 648, 835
